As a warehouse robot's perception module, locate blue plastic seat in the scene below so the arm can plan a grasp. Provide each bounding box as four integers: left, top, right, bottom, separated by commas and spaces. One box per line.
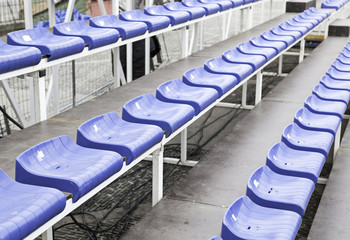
222, 48, 266, 71
0, 169, 66, 240
16, 136, 124, 202
209, 236, 223, 240
77, 112, 164, 164
327, 66, 350, 80
299, 11, 324, 22
332, 59, 350, 72
320, 74, 350, 91
294, 107, 341, 136
182, 67, 238, 97
321, 0, 343, 10
90, 15, 148, 40
304, 94, 347, 119
164, 2, 206, 20
267, 142, 325, 184
340, 47, 350, 58
282, 123, 334, 158
307, 7, 331, 18
313, 83, 350, 104
280, 22, 309, 35
7, 28, 85, 61
221, 196, 302, 240
236, 42, 277, 61
271, 26, 302, 40
144, 5, 191, 26
0, 39, 42, 74
182, 0, 221, 15
286, 18, 314, 30
229, 0, 244, 7
293, 15, 319, 27
249, 36, 286, 53
53, 20, 119, 50
204, 57, 254, 82
337, 53, 350, 65
199, 0, 233, 11
122, 94, 195, 137
247, 165, 314, 216
261, 30, 295, 47
156, 79, 218, 115
119, 10, 170, 33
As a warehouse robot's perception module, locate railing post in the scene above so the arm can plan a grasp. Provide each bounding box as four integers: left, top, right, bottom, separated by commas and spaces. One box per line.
255, 71, 263, 105
152, 145, 164, 206
299, 38, 305, 63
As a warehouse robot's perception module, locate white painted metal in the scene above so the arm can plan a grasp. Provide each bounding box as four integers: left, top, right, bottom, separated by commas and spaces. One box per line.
225, 9, 233, 38
248, 6, 253, 29
299, 38, 305, 63
199, 21, 204, 51
255, 71, 263, 105
27, 76, 36, 125
181, 27, 189, 58
152, 145, 163, 206
242, 81, 248, 107
42, 227, 53, 240
23, 0, 33, 29
64, 0, 76, 22
334, 122, 341, 159
38, 76, 47, 121
97, 0, 107, 16
113, 47, 121, 87
317, 177, 328, 185
48, 0, 56, 27
52, 67, 59, 115
127, 43, 133, 83
112, 0, 119, 15
278, 55, 283, 75
180, 128, 189, 164
145, 37, 150, 75
221, 12, 227, 41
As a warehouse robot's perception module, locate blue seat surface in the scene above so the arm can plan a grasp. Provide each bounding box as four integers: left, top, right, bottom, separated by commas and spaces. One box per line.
0, 39, 42, 74
230, 0, 244, 7
299, 11, 324, 22
77, 112, 164, 164
261, 30, 295, 47
286, 18, 314, 30
0, 169, 66, 240
282, 123, 334, 158
182, 67, 238, 97
122, 94, 195, 137
119, 10, 170, 33
164, 2, 206, 20
271, 26, 302, 40
321, 0, 343, 9
340, 47, 350, 58
307, 7, 331, 18
313, 83, 350, 104
279, 22, 309, 35
293, 15, 319, 27
249, 36, 286, 53
320, 74, 350, 91
337, 53, 350, 65
182, 0, 221, 15
199, 0, 233, 11
267, 142, 325, 184
156, 79, 218, 115
247, 165, 315, 216
90, 15, 148, 40
294, 107, 341, 136
7, 28, 85, 61
236, 42, 277, 61
221, 196, 302, 240
145, 5, 191, 26
209, 236, 223, 240
304, 94, 347, 119
327, 66, 350, 80
204, 57, 254, 82
16, 136, 124, 202
53, 20, 119, 50
332, 59, 350, 72
222, 48, 266, 71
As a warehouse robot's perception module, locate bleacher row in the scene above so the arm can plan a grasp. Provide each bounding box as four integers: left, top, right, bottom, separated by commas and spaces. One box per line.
0, 6, 332, 240
322, 0, 350, 10
208, 39, 350, 240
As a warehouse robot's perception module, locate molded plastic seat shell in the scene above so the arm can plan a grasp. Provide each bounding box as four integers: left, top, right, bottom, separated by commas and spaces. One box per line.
293, 15, 319, 27
313, 83, 350, 104
294, 107, 341, 136
7, 28, 85, 61
261, 30, 295, 47
304, 94, 347, 119
209, 236, 223, 240
164, 2, 206, 20
299, 11, 324, 22
286, 18, 314, 30
122, 94, 195, 137
222, 48, 266, 71
340, 47, 350, 58
320, 75, 350, 91
182, 67, 238, 97
282, 123, 334, 158
90, 15, 148, 40
249, 36, 286, 53
279, 22, 308, 35
77, 112, 164, 164
237, 42, 277, 61
267, 142, 325, 184
182, 0, 221, 15
144, 6, 191, 25
321, 0, 344, 9
156, 79, 218, 115
221, 196, 302, 240
337, 54, 350, 65
204, 57, 254, 82
332, 59, 350, 72
230, 0, 244, 7
199, 0, 233, 11
0, 169, 66, 240
16, 136, 124, 202
307, 7, 330, 18
0, 39, 42, 74
247, 165, 315, 216
53, 20, 119, 50
270, 26, 302, 40
119, 10, 170, 33
327, 66, 350, 80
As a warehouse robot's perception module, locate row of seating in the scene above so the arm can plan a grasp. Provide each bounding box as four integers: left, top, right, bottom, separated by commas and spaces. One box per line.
322, 0, 350, 10
0, 7, 330, 240
0, 0, 261, 74
210, 40, 350, 240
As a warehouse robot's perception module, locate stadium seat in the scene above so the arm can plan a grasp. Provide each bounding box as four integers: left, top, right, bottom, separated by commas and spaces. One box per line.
144, 5, 191, 26
16, 136, 124, 202
270, 26, 302, 41
327, 66, 350, 80
247, 165, 315, 216
337, 53, 350, 65
260, 30, 295, 47
293, 15, 319, 27
304, 94, 347, 119
0, 169, 66, 240
7, 28, 85, 61
331, 59, 350, 72
119, 10, 171, 33
229, 0, 244, 7
313, 83, 350, 104
204, 57, 254, 82
221, 196, 302, 240
222, 48, 266, 71
199, 0, 233, 11
286, 18, 314, 30
307, 7, 331, 18
209, 236, 223, 240
182, 67, 239, 97
279, 22, 308, 35
164, 2, 206, 20
340, 47, 350, 58
90, 15, 148, 40
282, 123, 334, 158
236, 42, 277, 61
266, 142, 325, 184
299, 11, 324, 22
249, 36, 286, 53
77, 112, 164, 164
53, 20, 119, 50
321, 0, 344, 10
182, 0, 221, 15
320, 75, 350, 91
122, 94, 195, 137
0, 39, 42, 74
156, 79, 218, 115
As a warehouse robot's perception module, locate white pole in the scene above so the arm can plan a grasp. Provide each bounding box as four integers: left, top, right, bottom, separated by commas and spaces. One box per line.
112, 0, 119, 16
64, 0, 76, 22
48, 0, 56, 27
23, 0, 33, 29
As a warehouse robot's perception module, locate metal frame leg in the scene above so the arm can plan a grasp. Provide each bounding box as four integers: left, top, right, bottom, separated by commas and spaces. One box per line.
38, 75, 47, 121
42, 227, 53, 240
248, 6, 253, 29
181, 26, 189, 58
145, 37, 150, 75
255, 71, 263, 105
27, 75, 37, 125
299, 38, 305, 63
126, 43, 133, 83
278, 55, 283, 75
242, 81, 248, 107
152, 146, 164, 206
334, 122, 341, 159
113, 47, 121, 87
